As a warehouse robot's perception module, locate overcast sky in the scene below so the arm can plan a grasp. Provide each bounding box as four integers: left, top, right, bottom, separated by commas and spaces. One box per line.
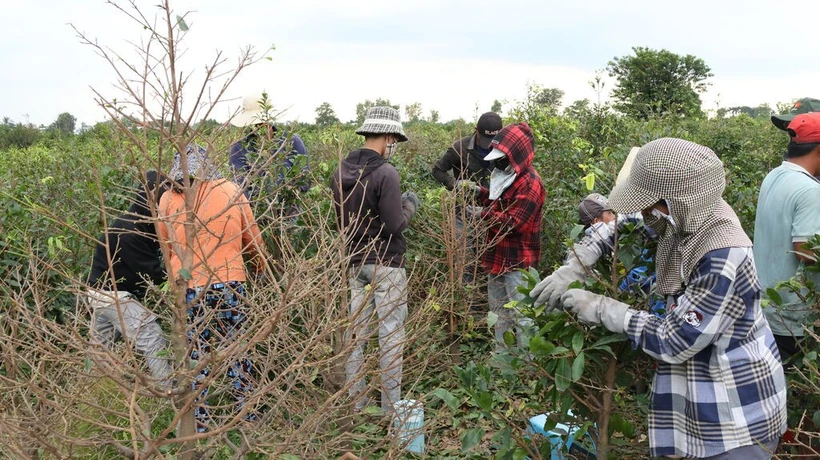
2, 0, 820, 127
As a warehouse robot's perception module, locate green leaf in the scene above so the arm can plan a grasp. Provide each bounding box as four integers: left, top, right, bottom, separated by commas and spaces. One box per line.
363, 405, 384, 416
461, 427, 484, 452
529, 336, 555, 355
430, 388, 459, 411
550, 346, 569, 355
487, 311, 498, 328
590, 334, 627, 349
765, 288, 782, 306
814, 410, 820, 429
178, 268, 192, 281
476, 391, 493, 411
571, 352, 585, 382
176, 15, 189, 32
503, 330, 516, 347
569, 224, 585, 241
513, 447, 529, 460
571, 331, 584, 354
279, 455, 300, 460
555, 359, 572, 392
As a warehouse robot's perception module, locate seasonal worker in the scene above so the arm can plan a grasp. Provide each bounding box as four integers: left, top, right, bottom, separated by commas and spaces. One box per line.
86, 170, 173, 389
755, 110, 820, 367
330, 106, 418, 414
466, 122, 545, 351
559, 138, 787, 459
431, 111, 502, 284
158, 145, 268, 432
531, 193, 659, 313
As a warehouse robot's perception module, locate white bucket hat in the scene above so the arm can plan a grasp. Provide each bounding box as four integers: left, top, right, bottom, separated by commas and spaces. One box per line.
231, 93, 272, 127
355, 106, 408, 142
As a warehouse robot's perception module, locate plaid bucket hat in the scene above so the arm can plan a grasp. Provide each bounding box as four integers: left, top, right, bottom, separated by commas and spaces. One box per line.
169, 144, 223, 181
355, 106, 408, 142
771, 97, 820, 131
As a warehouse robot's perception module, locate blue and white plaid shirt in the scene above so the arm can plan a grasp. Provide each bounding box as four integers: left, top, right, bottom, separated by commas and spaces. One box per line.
626, 247, 787, 458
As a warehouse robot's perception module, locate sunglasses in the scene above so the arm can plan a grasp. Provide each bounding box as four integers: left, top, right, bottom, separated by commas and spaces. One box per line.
493, 157, 510, 170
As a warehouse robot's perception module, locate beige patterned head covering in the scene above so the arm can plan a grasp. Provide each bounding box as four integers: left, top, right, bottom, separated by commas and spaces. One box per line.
609, 138, 752, 294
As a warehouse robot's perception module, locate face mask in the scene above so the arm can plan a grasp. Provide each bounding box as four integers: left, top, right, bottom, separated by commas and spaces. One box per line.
646, 202, 676, 236
489, 165, 516, 200
384, 139, 397, 159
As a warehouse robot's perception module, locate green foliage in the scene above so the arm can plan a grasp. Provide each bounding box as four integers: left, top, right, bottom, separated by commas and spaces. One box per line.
48, 112, 77, 135
0, 118, 43, 150
607, 47, 713, 119
314, 102, 340, 127
404, 102, 423, 123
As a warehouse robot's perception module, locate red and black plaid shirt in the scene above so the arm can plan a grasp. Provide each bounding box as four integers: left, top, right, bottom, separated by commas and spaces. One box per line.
478, 123, 545, 274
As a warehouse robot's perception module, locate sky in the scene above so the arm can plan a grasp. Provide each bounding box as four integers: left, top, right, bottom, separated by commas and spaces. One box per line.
2, 0, 820, 127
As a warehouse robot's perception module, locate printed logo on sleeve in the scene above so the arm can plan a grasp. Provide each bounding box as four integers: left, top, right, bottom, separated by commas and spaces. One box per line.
683, 310, 703, 328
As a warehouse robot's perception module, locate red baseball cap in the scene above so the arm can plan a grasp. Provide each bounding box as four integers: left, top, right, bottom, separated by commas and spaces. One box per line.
787, 112, 820, 144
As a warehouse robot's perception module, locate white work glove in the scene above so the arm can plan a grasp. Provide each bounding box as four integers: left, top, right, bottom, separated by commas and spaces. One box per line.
560, 289, 633, 334
465, 205, 483, 219
531, 244, 598, 312
454, 180, 480, 195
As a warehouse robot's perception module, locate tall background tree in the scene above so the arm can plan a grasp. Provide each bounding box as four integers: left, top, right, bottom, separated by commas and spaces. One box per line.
607, 47, 712, 119
49, 112, 77, 135
404, 102, 422, 123
490, 99, 503, 114
314, 102, 340, 127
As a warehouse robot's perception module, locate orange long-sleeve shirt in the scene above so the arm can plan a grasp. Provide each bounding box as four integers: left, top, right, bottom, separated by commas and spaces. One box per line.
158, 179, 265, 288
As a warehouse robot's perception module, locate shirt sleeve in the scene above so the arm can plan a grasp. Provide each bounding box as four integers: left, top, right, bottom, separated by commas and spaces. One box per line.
431, 147, 460, 189
791, 185, 820, 242
570, 222, 615, 263
482, 183, 543, 233
378, 166, 409, 235
626, 255, 746, 364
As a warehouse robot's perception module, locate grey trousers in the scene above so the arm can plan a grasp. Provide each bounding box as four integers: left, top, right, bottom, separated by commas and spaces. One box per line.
487, 271, 534, 350
345, 265, 408, 412
87, 289, 172, 383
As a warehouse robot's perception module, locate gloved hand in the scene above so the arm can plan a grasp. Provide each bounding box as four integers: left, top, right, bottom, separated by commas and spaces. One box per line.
402, 191, 419, 219
454, 180, 480, 195
465, 205, 483, 219
560, 289, 633, 334
531, 245, 598, 312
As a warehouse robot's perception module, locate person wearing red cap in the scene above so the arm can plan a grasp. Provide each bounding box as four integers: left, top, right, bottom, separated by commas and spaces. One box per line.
754, 112, 820, 367
465, 122, 545, 351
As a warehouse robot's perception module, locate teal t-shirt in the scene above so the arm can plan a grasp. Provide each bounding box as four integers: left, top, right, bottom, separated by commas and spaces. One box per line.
753, 162, 820, 337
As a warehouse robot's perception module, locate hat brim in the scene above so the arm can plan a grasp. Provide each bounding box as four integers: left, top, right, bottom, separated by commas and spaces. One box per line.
354, 128, 409, 142
231, 110, 266, 127
771, 114, 795, 131
608, 178, 660, 215
483, 148, 506, 161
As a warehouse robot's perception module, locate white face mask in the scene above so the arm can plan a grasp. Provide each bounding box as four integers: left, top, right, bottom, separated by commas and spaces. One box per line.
384, 138, 397, 159
647, 201, 676, 235
489, 165, 516, 200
